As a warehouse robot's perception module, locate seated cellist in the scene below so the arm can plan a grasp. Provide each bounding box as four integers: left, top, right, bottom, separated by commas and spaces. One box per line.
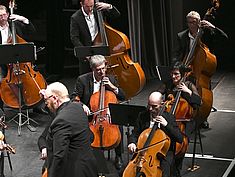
70, 55, 126, 170
127, 91, 183, 177
163, 61, 202, 177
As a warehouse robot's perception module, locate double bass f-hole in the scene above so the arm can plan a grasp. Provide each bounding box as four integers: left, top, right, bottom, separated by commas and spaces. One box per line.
117, 56, 129, 70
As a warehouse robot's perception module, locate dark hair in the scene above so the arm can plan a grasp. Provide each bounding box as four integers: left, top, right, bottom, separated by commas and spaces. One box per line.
171, 61, 190, 76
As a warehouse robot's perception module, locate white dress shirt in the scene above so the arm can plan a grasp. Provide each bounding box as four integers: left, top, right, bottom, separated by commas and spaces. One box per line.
82, 7, 98, 42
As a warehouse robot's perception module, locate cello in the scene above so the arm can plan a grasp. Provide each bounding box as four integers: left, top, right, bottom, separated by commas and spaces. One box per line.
165, 77, 193, 157
0, 0, 46, 109
94, 0, 146, 99
183, 0, 219, 125
89, 77, 121, 150
123, 102, 170, 177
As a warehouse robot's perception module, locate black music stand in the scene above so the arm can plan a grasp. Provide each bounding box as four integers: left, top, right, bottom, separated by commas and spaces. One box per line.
0, 43, 38, 135
0, 43, 35, 64
109, 103, 146, 161
74, 45, 110, 58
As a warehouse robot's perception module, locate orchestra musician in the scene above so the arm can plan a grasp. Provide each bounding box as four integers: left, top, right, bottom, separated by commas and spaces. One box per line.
70, 0, 120, 75
70, 55, 126, 170
40, 82, 98, 177
0, 4, 35, 110
171, 11, 228, 129
163, 61, 201, 177
127, 91, 183, 177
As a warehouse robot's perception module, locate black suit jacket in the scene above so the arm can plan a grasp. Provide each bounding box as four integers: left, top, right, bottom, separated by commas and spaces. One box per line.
171, 27, 228, 65
70, 5, 120, 47
71, 72, 126, 106
47, 101, 97, 177
129, 110, 183, 177
129, 111, 183, 150
0, 20, 35, 43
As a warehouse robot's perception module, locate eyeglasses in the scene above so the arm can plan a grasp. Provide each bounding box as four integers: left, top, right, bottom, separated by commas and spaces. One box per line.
187, 20, 198, 25
171, 72, 181, 76
44, 95, 54, 102
147, 104, 161, 109
0, 13, 7, 18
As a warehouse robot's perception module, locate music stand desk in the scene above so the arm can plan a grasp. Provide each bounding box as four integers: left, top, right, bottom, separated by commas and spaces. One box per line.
0, 43, 35, 64
109, 103, 146, 127
109, 103, 146, 161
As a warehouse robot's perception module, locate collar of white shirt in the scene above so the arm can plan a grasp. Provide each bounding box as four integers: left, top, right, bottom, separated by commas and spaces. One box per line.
81, 6, 94, 20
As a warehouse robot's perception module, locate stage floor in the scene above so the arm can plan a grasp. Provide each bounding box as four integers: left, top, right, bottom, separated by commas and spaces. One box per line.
2, 70, 235, 177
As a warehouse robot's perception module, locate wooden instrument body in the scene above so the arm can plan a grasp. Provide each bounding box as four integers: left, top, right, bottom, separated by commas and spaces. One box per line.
0, 62, 46, 108
166, 97, 193, 157
104, 24, 146, 99
190, 43, 217, 124
123, 128, 170, 177
89, 90, 121, 150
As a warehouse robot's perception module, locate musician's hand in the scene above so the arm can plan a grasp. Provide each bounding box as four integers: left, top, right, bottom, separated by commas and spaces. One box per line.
39, 89, 46, 97
9, 14, 29, 24
102, 77, 118, 94
40, 148, 47, 160
153, 116, 168, 127
200, 20, 215, 29
0, 140, 5, 151
128, 143, 137, 153
82, 104, 91, 116
177, 82, 192, 95
95, 2, 112, 11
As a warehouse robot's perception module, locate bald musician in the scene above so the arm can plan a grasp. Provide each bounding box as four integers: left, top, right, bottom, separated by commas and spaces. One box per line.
127, 91, 183, 177
40, 82, 98, 177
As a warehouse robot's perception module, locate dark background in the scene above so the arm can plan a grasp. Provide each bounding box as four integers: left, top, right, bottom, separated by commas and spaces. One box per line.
2, 0, 234, 79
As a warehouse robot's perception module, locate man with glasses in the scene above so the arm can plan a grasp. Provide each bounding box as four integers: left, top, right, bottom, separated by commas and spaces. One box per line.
171, 11, 228, 129
40, 82, 98, 177
127, 91, 183, 177
163, 61, 201, 177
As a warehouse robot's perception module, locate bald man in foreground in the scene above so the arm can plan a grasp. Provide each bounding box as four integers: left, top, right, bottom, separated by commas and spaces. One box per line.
40, 82, 98, 177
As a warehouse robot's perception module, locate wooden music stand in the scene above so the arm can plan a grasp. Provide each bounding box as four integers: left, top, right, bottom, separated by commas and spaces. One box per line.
0, 43, 38, 135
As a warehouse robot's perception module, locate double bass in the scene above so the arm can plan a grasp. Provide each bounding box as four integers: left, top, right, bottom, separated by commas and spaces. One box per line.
0, 0, 46, 109
123, 102, 170, 177
183, 0, 219, 125
94, 0, 146, 99
89, 77, 121, 150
